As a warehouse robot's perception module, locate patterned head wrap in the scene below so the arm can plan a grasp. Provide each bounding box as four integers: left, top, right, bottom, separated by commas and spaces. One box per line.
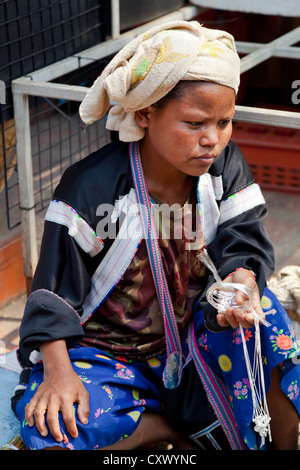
79, 21, 240, 142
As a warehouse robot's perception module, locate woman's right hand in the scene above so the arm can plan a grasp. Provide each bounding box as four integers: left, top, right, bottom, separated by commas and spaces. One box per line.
25, 340, 90, 443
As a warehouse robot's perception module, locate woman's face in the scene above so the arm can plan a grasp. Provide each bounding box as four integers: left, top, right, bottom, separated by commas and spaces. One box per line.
137, 82, 236, 178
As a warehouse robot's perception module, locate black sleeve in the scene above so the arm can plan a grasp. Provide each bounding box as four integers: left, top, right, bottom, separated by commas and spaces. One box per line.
19, 220, 96, 352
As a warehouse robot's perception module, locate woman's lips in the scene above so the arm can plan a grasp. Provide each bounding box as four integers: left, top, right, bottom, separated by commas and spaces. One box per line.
193, 154, 217, 164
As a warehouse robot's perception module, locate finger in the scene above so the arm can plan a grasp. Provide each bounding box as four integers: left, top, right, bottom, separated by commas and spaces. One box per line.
46, 397, 63, 442
25, 396, 39, 427
233, 308, 256, 329
252, 297, 265, 318
60, 400, 78, 439
77, 389, 90, 426
239, 316, 255, 329
235, 290, 249, 306
224, 308, 240, 329
33, 400, 49, 437
216, 313, 229, 327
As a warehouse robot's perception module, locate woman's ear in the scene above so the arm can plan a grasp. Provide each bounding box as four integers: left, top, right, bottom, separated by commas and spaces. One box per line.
135, 107, 152, 128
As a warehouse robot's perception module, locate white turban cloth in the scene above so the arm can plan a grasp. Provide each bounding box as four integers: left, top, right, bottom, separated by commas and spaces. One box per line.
79, 21, 240, 142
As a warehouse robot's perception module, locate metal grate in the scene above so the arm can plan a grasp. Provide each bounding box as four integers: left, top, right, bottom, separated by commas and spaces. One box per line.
30, 65, 111, 216
0, 0, 107, 229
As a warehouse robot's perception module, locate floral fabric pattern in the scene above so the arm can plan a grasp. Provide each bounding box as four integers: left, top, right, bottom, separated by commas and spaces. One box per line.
16, 347, 163, 450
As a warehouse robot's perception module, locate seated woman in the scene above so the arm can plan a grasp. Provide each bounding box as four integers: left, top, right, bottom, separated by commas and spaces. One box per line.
13, 20, 300, 450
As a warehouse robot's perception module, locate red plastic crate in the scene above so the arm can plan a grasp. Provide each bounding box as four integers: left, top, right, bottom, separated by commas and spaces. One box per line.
232, 123, 300, 193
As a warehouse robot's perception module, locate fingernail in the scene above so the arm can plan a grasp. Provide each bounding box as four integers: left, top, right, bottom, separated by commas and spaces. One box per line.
82, 417, 88, 425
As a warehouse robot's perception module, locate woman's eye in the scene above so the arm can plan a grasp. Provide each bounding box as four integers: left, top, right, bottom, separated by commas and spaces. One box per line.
187, 121, 203, 127
219, 120, 231, 127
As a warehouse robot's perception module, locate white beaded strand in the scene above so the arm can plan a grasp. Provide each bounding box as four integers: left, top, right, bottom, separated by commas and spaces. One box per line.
198, 249, 272, 446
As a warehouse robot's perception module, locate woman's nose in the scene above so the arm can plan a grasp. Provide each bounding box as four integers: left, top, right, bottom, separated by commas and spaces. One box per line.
199, 126, 219, 147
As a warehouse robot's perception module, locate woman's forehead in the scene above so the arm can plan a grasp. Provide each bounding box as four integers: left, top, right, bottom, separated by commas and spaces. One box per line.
179, 81, 235, 99
163, 82, 235, 114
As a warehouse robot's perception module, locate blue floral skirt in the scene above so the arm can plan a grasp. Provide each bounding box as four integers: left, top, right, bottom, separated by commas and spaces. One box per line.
16, 287, 300, 450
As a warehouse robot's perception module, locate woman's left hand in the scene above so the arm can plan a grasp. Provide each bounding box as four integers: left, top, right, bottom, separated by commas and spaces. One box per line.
216, 268, 265, 329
